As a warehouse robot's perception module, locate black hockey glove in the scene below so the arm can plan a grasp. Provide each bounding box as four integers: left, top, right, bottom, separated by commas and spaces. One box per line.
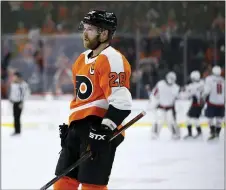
59, 123, 69, 148
88, 125, 113, 159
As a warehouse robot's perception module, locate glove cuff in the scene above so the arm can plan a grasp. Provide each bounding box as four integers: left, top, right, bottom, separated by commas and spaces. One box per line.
101, 118, 117, 130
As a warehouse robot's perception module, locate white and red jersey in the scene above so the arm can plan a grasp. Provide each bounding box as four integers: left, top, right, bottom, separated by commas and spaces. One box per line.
69, 46, 132, 124
184, 80, 205, 106
152, 80, 180, 108
203, 75, 225, 106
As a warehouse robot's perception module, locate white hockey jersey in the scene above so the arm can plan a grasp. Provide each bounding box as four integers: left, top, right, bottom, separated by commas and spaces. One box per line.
185, 80, 205, 106
152, 80, 180, 107
203, 75, 225, 106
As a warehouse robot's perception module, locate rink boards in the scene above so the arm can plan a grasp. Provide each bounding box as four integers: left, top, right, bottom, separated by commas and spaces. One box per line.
1, 99, 224, 128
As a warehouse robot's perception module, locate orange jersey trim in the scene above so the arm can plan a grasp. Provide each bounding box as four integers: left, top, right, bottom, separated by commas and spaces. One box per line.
69, 107, 107, 125
69, 46, 131, 133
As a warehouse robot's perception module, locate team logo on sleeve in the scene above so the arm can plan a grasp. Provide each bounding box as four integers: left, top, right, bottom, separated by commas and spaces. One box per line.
76, 75, 93, 100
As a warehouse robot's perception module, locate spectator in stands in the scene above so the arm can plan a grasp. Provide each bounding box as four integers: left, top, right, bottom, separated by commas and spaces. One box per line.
1, 40, 12, 81
28, 28, 44, 74
53, 53, 73, 95
212, 12, 225, 33
205, 42, 220, 65
1, 1, 225, 99
15, 21, 28, 35
41, 13, 56, 34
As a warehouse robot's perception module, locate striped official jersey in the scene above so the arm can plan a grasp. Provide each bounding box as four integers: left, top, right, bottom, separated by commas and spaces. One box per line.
9, 81, 30, 103
69, 46, 132, 125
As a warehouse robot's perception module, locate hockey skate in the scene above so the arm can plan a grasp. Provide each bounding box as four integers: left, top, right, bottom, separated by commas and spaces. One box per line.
151, 132, 159, 140
184, 125, 192, 139
208, 134, 216, 140
151, 124, 160, 140
183, 134, 193, 139
215, 128, 221, 138
193, 132, 202, 139
170, 124, 180, 140
10, 132, 21, 137
172, 134, 180, 140
208, 126, 216, 141
193, 127, 202, 139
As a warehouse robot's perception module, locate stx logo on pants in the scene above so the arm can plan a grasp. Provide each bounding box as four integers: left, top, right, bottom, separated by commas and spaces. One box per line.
89, 132, 106, 140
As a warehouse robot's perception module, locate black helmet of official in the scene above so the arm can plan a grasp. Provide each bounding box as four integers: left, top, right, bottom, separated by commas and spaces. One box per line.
82, 10, 117, 34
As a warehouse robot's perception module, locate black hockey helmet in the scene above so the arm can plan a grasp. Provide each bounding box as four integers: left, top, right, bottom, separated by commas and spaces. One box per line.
80, 10, 117, 33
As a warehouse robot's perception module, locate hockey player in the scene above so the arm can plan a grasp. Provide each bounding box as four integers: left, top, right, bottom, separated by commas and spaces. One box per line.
53, 10, 132, 190
151, 71, 180, 139
183, 71, 205, 139
203, 66, 225, 140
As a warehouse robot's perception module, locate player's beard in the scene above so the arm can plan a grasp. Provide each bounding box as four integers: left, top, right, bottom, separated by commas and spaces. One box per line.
83, 35, 101, 50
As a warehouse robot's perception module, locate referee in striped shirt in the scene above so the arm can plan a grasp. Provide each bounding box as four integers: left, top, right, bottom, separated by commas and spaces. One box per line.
9, 72, 30, 136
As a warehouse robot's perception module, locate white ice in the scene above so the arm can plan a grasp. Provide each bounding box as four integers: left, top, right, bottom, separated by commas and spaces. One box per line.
1, 126, 224, 189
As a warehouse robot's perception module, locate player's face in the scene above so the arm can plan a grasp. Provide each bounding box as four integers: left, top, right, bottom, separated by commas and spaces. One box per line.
82, 23, 100, 49
166, 77, 175, 85
12, 75, 19, 82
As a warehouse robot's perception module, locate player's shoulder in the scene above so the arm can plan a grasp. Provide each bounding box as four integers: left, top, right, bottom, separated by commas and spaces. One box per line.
97, 46, 130, 71
101, 46, 122, 57
218, 76, 225, 82
73, 50, 91, 64
174, 83, 180, 90
22, 80, 29, 87
205, 75, 213, 82
99, 46, 128, 64
188, 81, 194, 87
199, 79, 205, 85
157, 80, 165, 86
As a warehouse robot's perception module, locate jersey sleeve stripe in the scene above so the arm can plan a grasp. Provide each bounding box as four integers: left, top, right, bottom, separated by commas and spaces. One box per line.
105, 49, 125, 73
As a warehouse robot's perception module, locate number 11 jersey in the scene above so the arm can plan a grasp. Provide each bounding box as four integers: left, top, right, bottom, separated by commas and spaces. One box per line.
204, 75, 225, 106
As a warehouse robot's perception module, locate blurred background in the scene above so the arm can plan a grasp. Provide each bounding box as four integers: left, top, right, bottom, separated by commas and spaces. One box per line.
1, 1, 225, 99
1, 2, 225, 189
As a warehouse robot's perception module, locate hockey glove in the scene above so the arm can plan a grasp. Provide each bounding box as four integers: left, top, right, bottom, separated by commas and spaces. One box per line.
88, 125, 113, 159
59, 123, 69, 148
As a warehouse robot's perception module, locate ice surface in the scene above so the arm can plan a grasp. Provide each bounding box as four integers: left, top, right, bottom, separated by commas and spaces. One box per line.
1, 126, 224, 189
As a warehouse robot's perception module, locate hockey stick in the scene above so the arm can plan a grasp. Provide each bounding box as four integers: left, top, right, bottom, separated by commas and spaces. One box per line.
40, 111, 146, 190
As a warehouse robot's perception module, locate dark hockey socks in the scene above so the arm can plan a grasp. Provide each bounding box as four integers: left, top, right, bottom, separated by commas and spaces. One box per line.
208, 125, 216, 140
193, 126, 202, 138
215, 127, 221, 137
184, 125, 192, 139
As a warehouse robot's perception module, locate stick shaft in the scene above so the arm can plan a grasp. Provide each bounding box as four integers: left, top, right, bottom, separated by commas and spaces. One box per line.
40, 111, 146, 190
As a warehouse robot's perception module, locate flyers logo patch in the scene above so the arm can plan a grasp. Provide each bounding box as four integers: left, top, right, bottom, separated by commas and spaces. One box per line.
76, 75, 93, 100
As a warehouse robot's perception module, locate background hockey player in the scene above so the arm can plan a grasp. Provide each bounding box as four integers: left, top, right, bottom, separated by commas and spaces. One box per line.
150, 71, 180, 139
183, 71, 205, 139
203, 66, 225, 140
53, 10, 132, 190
